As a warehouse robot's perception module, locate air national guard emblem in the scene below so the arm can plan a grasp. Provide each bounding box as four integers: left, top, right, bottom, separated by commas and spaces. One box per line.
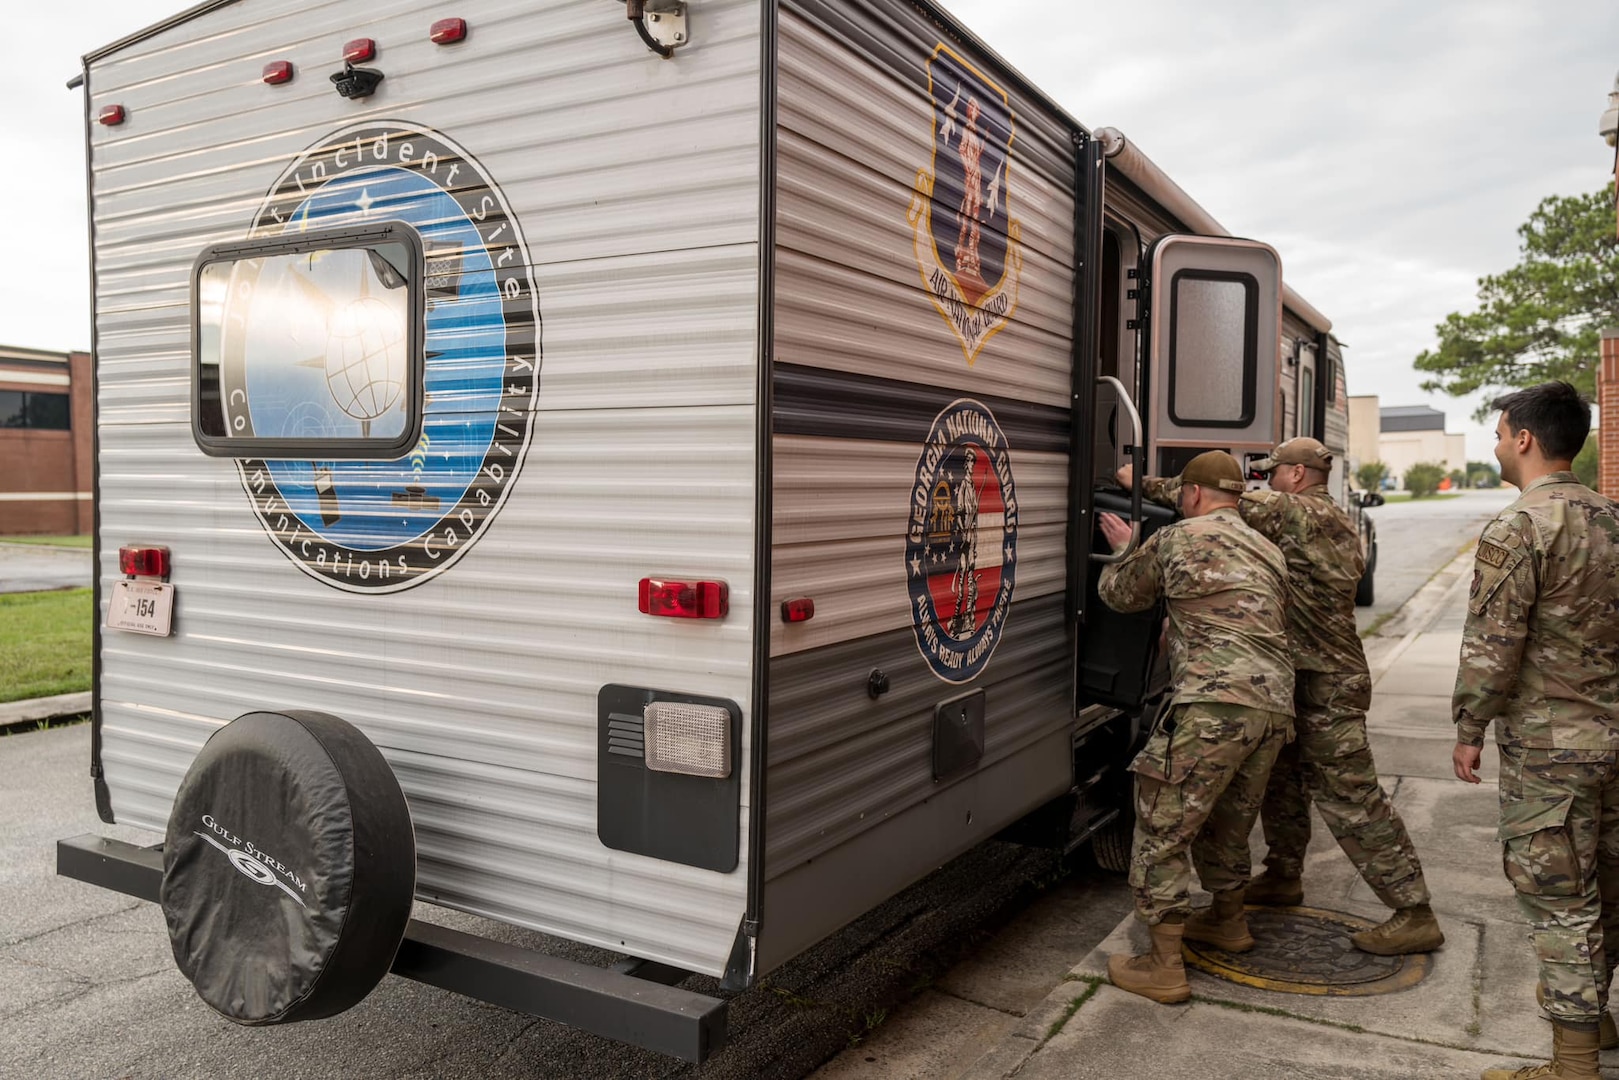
906, 400, 1019, 683
908, 44, 1023, 366
225, 122, 541, 592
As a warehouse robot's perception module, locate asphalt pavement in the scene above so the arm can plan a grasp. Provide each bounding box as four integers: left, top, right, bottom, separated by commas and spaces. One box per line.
0, 542, 91, 594
1, 730, 1105, 1080
1354, 488, 1516, 635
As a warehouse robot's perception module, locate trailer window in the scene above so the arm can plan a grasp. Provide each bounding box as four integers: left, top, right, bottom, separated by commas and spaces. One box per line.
1166, 271, 1257, 428
1299, 366, 1315, 438
192, 223, 424, 459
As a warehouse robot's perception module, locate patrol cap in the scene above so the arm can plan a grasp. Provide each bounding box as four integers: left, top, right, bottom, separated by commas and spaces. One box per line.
1179, 451, 1247, 493
1252, 436, 1333, 473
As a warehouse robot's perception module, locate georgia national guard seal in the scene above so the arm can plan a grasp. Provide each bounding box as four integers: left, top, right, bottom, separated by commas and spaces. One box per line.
905, 399, 1018, 684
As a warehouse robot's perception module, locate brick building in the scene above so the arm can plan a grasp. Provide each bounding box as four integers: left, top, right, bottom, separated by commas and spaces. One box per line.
1601, 329, 1618, 500
0, 345, 93, 535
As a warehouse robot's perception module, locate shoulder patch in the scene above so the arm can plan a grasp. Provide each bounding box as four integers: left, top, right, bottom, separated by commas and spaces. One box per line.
1476, 540, 1510, 568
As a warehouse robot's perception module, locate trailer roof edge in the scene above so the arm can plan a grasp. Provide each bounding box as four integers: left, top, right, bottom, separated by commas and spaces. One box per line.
82, 0, 243, 66
1096, 125, 1333, 335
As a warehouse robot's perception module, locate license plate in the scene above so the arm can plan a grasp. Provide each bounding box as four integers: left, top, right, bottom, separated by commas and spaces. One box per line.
107, 580, 175, 637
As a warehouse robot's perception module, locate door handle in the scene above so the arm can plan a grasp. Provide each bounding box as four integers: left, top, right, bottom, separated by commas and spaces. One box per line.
1092, 375, 1144, 565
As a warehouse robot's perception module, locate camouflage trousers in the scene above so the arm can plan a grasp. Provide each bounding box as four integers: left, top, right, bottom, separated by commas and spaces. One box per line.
1498, 745, 1619, 1026
1257, 670, 1430, 908
1128, 701, 1291, 925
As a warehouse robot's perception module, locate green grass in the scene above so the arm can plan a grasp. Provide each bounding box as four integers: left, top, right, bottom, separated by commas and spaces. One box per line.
1, 535, 92, 548
0, 589, 93, 703
1378, 493, 1462, 503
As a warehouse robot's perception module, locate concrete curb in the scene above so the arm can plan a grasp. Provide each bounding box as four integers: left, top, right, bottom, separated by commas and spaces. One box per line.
1366, 543, 1477, 685
0, 691, 92, 731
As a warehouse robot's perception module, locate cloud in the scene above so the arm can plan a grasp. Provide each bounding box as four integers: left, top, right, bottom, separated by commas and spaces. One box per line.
945, 0, 1618, 455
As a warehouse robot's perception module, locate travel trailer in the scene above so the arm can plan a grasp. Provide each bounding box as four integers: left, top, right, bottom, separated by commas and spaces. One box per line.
59, 0, 1375, 1062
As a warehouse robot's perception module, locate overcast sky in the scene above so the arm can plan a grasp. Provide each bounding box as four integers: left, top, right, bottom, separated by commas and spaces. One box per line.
7, 1, 1618, 459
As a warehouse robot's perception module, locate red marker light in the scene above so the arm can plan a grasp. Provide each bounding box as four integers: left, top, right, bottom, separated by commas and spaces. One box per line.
98, 104, 126, 126
780, 597, 815, 623
638, 578, 728, 620
119, 545, 171, 579
262, 61, 294, 85
342, 38, 377, 62
429, 17, 467, 44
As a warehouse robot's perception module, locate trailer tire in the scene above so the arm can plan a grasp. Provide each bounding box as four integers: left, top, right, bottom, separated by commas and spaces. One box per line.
1090, 815, 1133, 875
1355, 543, 1377, 607
160, 710, 415, 1025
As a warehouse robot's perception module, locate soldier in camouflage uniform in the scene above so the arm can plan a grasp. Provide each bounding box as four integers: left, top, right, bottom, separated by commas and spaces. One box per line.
1096, 451, 1294, 1004
1454, 383, 1619, 1080
1120, 436, 1441, 957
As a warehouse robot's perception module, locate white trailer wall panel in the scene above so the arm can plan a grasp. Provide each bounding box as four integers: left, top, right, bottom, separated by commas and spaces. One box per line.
89, 0, 762, 975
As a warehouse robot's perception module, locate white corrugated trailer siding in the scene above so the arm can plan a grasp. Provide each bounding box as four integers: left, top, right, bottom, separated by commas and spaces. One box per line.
761, 0, 1079, 969
89, 0, 762, 976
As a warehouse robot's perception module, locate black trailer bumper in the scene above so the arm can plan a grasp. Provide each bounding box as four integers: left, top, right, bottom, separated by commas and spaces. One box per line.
57, 835, 728, 1063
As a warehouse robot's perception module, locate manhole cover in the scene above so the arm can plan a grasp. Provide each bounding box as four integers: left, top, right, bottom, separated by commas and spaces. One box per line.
1182, 905, 1434, 996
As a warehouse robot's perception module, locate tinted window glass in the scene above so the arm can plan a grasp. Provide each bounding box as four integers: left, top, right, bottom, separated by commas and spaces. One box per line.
0, 390, 68, 430
1300, 368, 1315, 438
1168, 273, 1256, 427
27, 392, 70, 430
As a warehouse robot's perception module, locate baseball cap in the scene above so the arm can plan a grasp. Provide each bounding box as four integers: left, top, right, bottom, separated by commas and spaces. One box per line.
1179, 451, 1247, 493
1251, 436, 1333, 473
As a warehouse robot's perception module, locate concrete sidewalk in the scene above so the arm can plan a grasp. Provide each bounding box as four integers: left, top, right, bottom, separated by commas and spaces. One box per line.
958, 552, 1619, 1080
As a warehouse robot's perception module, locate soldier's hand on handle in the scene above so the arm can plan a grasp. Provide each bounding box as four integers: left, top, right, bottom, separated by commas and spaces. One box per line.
1452, 742, 1483, 785
1099, 511, 1133, 553
1115, 464, 1135, 489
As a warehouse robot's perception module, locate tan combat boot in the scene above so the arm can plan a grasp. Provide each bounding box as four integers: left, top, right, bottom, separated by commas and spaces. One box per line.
1107, 919, 1191, 1004
1480, 1020, 1601, 1079
1244, 869, 1303, 907
1536, 984, 1618, 1051
1184, 889, 1255, 952
1350, 903, 1444, 956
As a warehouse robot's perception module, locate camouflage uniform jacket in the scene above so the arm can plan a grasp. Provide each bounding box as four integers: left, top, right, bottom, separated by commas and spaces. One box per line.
1099, 506, 1294, 715
1143, 478, 1367, 674
1453, 472, 1619, 750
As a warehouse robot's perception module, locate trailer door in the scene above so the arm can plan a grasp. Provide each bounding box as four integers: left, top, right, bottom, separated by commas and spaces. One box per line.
1139, 236, 1282, 478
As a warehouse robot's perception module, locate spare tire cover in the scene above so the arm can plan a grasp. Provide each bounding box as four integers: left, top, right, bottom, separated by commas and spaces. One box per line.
161, 710, 416, 1025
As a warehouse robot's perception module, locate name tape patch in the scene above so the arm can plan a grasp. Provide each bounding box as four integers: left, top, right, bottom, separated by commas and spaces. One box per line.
1475, 540, 1510, 569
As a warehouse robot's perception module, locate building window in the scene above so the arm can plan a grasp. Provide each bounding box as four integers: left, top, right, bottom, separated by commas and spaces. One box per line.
0, 390, 70, 430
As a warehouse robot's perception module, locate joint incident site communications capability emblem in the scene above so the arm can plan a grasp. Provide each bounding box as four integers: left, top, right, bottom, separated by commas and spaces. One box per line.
221, 122, 541, 592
